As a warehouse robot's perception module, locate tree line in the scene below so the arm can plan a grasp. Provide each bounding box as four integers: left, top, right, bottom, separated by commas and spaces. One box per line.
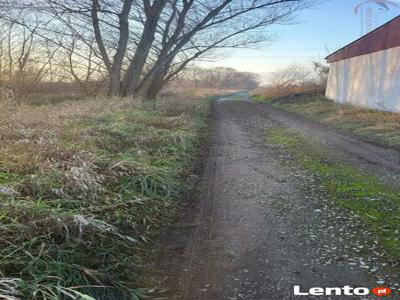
0, 0, 312, 100
174, 67, 260, 91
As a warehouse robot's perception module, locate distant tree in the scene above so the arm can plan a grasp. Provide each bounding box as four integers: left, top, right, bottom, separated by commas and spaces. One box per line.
270, 63, 312, 89
313, 61, 329, 86
171, 67, 259, 91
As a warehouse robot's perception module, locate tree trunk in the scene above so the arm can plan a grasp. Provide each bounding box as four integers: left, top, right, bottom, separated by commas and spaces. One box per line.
144, 69, 165, 100
108, 71, 121, 96
122, 20, 157, 96
92, 0, 133, 97
122, 1, 166, 97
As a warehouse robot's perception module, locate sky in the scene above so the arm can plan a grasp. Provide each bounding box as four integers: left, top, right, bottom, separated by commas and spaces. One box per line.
197, 0, 400, 82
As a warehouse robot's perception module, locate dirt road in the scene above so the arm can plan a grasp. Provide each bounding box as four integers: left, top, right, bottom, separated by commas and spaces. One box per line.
154, 93, 400, 299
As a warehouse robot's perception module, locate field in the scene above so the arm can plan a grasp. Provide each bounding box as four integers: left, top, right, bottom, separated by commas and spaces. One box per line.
0, 95, 210, 299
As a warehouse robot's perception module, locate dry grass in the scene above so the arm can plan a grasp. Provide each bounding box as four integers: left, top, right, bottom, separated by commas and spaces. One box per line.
256, 94, 400, 150
253, 83, 324, 100
160, 87, 238, 100
0, 97, 135, 175
0, 94, 210, 299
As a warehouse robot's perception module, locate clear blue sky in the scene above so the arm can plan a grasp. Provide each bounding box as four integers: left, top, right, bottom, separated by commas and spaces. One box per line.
198, 0, 400, 81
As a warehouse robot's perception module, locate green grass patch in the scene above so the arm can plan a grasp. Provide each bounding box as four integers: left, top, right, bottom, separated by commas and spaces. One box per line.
267, 127, 400, 257
0, 172, 22, 184
0, 98, 210, 299
252, 94, 271, 103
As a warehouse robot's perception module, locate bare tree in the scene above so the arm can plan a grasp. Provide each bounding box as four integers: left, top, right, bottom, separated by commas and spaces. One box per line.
0, 0, 313, 99
313, 60, 329, 86
270, 63, 312, 88
2, 0, 135, 96
0, 17, 60, 97
63, 37, 106, 95
91, 0, 134, 96
122, 0, 168, 96
137, 0, 311, 100
259, 62, 326, 99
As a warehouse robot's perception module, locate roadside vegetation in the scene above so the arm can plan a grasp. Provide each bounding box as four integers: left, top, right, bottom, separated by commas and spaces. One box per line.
0, 95, 209, 299
265, 127, 400, 258
254, 63, 400, 150
256, 94, 400, 150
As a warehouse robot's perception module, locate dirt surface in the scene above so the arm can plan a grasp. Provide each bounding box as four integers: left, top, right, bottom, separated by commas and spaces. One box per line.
249, 98, 400, 185
154, 93, 400, 299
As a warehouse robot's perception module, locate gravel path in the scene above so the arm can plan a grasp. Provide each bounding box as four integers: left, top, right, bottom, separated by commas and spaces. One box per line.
247, 97, 400, 185
154, 93, 400, 299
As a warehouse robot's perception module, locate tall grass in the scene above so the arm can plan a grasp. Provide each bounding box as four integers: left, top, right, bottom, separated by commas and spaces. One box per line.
0, 95, 209, 299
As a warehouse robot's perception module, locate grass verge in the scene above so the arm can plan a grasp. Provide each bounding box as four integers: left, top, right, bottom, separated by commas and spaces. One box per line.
255, 94, 400, 150
0, 96, 210, 299
265, 127, 400, 258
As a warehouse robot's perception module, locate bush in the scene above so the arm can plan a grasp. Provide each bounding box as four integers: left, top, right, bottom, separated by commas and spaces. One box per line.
253, 62, 328, 100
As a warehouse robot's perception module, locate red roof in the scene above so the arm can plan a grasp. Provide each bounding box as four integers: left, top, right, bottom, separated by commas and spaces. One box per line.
326, 15, 400, 63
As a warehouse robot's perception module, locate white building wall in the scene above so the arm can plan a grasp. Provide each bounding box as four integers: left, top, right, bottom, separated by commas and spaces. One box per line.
326, 46, 400, 113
